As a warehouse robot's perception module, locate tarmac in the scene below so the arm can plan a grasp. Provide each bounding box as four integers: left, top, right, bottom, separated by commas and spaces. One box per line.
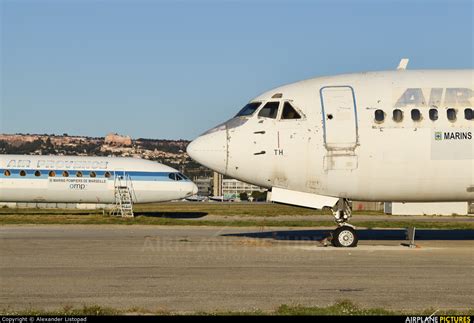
1, 225, 473, 313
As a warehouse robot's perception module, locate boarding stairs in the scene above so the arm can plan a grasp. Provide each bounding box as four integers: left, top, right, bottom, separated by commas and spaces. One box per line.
111, 172, 135, 218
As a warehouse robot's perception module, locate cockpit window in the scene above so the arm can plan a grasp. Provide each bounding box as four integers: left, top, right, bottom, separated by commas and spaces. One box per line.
178, 173, 189, 180
169, 173, 187, 181
235, 102, 261, 117
281, 102, 301, 119
258, 102, 280, 119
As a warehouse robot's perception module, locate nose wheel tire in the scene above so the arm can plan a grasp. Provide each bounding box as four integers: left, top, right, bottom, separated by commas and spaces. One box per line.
332, 226, 358, 248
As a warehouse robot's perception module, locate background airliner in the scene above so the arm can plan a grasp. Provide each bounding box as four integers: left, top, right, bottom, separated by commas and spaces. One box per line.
187, 62, 474, 247
0, 155, 198, 216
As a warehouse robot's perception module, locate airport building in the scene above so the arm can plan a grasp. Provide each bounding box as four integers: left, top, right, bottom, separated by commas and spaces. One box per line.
193, 173, 267, 200
193, 177, 212, 196
222, 179, 267, 199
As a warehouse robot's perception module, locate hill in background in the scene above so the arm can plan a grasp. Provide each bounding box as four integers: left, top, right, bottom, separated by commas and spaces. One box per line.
0, 133, 211, 178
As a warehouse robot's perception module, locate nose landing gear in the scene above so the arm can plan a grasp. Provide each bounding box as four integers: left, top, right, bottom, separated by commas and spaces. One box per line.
331, 198, 358, 248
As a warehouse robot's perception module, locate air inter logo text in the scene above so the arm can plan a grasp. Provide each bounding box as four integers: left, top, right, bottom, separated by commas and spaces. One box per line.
396, 88, 473, 107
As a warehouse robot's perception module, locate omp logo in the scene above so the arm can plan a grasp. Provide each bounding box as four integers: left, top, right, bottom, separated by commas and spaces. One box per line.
69, 183, 86, 190
435, 132, 443, 141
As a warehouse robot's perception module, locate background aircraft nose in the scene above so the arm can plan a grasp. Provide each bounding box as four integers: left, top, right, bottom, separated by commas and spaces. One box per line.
187, 130, 228, 174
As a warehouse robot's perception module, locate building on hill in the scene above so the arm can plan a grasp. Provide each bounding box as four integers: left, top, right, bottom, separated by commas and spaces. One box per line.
104, 133, 132, 146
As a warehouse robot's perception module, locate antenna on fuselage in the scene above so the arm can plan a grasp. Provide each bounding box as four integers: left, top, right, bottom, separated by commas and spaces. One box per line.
397, 58, 409, 70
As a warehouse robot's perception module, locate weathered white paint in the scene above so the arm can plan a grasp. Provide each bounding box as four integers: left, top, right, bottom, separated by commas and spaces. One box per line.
0, 155, 197, 203
188, 69, 474, 206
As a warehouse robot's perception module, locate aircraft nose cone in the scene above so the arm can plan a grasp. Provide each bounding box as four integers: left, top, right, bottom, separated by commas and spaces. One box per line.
187, 130, 227, 174
192, 183, 198, 195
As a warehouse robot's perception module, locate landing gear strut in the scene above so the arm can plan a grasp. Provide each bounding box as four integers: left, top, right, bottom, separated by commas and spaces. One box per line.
331, 198, 358, 248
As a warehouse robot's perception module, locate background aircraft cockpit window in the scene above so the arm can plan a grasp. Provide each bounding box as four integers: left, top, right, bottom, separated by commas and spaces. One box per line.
374, 109, 385, 122
169, 173, 177, 181
258, 102, 280, 119
178, 173, 188, 180
447, 108, 456, 121
281, 102, 301, 119
235, 102, 261, 117
411, 109, 421, 121
393, 109, 403, 122
4, 170, 11, 176
49, 171, 56, 177
429, 109, 438, 121
464, 108, 473, 120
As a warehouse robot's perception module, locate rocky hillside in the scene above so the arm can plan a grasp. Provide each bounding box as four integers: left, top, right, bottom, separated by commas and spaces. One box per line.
0, 133, 211, 178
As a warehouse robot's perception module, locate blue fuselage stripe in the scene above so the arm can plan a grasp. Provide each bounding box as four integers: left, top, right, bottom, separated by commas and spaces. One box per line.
0, 169, 190, 182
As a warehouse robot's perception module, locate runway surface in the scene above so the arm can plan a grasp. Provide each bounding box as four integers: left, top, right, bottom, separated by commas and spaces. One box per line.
1, 225, 473, 313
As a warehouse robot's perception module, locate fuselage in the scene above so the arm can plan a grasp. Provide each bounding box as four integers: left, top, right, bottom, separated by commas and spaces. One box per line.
0, 155, 198, 203
188, 69, 473, 203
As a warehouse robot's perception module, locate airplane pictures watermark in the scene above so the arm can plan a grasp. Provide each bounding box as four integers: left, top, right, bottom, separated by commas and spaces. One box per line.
405, 315, 471, 323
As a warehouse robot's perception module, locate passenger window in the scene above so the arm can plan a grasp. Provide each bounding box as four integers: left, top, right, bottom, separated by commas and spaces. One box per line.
4, 170, 11, 176
49, 171, 56, 177
62, 171, 69, 177
429, 109, 438, 121
281, 102, 301, 120
76, 171, 83, 177
235, 102, 261, 117
90, 171, 96, 178
258, 102, 279, 119
464, 108, 473, 120
447, 108, 456, 122
393, 109, 403, 122
34, 170, 41, 177
104, 172, 111, 178
411, 109, 421, 121
20, 170, 26, 177
374, 109, 385, 122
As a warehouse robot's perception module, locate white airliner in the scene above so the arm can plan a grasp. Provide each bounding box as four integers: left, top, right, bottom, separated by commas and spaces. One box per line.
0, 155, 198, 208
187, 61, 473, 247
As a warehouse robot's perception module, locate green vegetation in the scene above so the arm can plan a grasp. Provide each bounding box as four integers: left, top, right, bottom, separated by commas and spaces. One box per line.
136, 202, 333, 216
0, 202, 473, 228
239, 192, 249, 201
2, 301, 472, 316
0, 202, 365, 217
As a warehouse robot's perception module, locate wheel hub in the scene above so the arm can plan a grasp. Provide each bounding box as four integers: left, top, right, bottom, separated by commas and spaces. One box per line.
338, 230, 354, 247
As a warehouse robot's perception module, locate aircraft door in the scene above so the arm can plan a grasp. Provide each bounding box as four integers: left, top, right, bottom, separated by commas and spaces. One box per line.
320, 86, 358, 150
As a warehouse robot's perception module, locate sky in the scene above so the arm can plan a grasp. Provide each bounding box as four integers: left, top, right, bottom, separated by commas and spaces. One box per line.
1, 0, 473, 140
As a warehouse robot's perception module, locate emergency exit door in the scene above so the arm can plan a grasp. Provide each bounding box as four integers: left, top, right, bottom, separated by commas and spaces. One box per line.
320, 86, 358, 150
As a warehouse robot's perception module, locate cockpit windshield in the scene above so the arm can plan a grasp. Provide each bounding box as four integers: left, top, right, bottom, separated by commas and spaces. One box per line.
169, 172, 189, 181
235, 102, 261, 117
